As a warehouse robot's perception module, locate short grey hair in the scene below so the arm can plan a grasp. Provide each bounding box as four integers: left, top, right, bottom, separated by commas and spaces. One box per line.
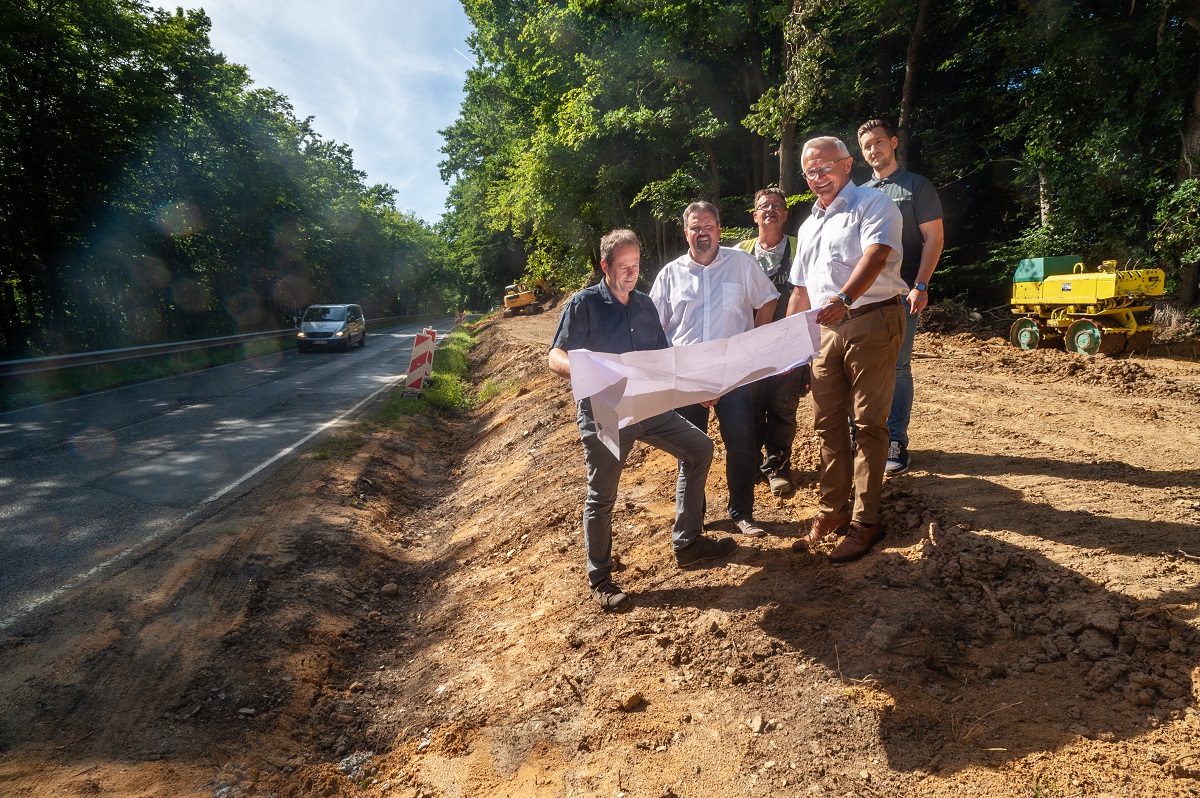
802, 136, 850, 159
682, 200, 721, 227
599, 228, 640, 265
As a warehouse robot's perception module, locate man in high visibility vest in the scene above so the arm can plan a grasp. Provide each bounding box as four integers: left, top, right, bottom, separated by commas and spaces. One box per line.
735, 188, 811, 498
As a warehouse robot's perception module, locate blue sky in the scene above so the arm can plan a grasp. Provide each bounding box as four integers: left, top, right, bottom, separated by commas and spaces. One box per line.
175, 1, 474, 226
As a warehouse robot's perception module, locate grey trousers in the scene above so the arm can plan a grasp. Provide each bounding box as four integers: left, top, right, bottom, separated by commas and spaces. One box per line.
577, 402, 713, 588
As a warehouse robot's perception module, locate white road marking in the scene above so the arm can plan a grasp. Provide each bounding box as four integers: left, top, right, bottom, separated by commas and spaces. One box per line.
0, 365, 417, 631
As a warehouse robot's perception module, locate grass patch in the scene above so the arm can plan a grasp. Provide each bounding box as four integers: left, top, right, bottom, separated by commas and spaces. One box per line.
310, 430, 366, 460
374, 327, 479, 425
475, 377, 519, 405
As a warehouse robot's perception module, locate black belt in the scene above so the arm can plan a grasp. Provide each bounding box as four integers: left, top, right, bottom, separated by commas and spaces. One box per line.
844, 294, 902, 319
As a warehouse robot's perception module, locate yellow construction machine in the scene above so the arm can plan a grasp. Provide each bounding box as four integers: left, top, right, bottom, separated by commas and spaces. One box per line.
1009, 256, 1164, 355
502, 284, 537, 316
501, 278, 551, 317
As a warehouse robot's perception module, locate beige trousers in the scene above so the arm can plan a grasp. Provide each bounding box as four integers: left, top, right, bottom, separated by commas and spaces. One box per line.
810, 301, 905, 525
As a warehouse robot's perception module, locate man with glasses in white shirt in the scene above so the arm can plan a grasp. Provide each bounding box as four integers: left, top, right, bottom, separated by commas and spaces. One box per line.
735, 188, 811, 498
786, 137, 905, 563
651, 201, 780, 540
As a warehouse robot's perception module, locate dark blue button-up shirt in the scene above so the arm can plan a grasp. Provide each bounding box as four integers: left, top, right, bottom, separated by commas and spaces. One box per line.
550, 278, 668, 355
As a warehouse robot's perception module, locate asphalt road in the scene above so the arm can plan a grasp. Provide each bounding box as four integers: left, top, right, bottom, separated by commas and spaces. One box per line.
0, 318, 453, 629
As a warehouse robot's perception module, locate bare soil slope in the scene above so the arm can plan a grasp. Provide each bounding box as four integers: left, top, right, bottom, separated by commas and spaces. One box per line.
2, 307, 1200, 798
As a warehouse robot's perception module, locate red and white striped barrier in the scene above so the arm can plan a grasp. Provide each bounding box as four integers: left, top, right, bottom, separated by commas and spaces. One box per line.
404, 327, 437, 391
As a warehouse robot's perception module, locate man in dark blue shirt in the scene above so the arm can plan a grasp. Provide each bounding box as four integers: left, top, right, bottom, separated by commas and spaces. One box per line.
550, 229, 736, 611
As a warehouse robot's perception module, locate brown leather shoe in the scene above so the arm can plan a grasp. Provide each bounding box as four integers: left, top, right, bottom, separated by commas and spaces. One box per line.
828, 521, 885, 563
801, 511, 849, 547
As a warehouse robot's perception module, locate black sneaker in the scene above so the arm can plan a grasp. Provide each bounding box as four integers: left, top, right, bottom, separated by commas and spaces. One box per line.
734, 518, 767, 538
767, 474, 793, 497
885, 440, 909, 476
590, 581, 632, 611
674, 534, 737, 567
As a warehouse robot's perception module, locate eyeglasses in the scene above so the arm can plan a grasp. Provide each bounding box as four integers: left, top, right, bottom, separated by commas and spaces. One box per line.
755, 202, 785, 212
803, 156, 850, 181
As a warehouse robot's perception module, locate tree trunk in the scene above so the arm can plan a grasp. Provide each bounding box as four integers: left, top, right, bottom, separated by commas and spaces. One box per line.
1178, 54, 1200, 183
703, 140, 721, 203
779, 121, 797, 196
897, 0, 932, 168
1038, 169, 1051, 227
1176, 17, 1200, 305
1180, 263, 1200, 306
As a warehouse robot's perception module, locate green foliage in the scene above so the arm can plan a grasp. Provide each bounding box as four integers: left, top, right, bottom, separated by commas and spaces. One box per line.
422, 371, 473, 411
445, 0, 1200, 310
372, 327, 477, 423
373, 391, 424, 426
475, 376, 519, 405
0, 1, 453, 359
1154, 179, 1200, 266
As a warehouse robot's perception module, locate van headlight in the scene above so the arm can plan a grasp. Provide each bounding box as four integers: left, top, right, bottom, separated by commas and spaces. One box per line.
297, 331, 306, 338
334, 329, 346, 337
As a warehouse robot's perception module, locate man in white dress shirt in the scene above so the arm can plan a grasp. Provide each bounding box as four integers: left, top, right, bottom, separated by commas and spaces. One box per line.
650, 201, 779, 539
786, 137, 905, 563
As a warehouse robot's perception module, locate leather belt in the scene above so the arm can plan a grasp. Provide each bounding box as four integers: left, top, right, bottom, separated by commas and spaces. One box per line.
844, 294, 902, 320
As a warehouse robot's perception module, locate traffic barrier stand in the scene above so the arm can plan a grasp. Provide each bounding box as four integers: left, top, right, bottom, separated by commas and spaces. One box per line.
404, 327, 437, 393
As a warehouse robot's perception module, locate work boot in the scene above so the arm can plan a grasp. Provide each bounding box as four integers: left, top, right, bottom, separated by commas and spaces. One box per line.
734, 518, 767, 538
768, 473, 793, 497
590, 581, 632, 611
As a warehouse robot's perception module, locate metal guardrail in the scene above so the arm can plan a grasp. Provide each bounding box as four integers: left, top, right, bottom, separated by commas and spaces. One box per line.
0, 314, 441, 378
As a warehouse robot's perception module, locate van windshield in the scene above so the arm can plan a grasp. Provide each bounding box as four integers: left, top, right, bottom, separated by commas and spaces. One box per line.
303, 306, 346, 322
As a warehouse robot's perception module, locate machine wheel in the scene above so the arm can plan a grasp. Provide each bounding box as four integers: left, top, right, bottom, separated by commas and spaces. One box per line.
1065, 319, 1125, 356
1009, 318, 1044, 350
1065, 319, 1102, 355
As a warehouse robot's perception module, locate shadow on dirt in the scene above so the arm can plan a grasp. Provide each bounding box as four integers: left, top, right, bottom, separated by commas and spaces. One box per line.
914, 453, 1200, 559
637, 517, 1198, 778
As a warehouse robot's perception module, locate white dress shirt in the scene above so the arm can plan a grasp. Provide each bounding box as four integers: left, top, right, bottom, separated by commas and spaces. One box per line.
790, 182, 906, 307
650, 246, 780, 345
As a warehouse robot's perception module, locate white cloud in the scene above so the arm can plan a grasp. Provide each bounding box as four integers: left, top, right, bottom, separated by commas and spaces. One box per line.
172, 0, 472, 223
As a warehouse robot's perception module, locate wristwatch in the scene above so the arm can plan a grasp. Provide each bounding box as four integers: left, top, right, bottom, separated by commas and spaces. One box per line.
835, 292, 853, 307
914, 282, 928, 291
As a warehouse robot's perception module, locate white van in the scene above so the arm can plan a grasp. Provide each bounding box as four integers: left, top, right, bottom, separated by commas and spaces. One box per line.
296, 304, 367, 352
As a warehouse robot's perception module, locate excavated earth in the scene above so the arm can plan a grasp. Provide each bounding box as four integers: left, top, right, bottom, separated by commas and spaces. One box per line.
2, 304, 1200, 798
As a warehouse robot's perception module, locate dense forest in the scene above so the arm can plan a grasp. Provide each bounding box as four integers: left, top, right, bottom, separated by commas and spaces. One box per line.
441, 0, 1200, 313
5, 1, 1200, 360
0, 1, 453, 359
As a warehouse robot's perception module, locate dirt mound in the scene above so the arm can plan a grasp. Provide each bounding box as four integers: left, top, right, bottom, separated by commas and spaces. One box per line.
919, 332, 1200, 403
3, 307, 1200, 797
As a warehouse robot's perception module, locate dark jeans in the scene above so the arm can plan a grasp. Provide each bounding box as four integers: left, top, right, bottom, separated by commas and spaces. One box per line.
577, 403, 713, 589
888, 299, 919, 446
751, 365, 810, 479
677, 382, 757, 521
